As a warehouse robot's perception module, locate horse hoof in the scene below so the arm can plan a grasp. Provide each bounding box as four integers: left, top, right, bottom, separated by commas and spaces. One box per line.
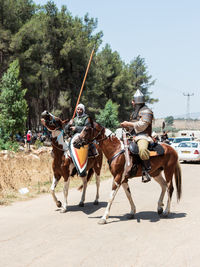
60, 209, 67, 213
126, 213, 135, 220
79, 202, 84, 207
98, 219, 107, 225
163, 212, 169, 218
56, 201, 62, 208
157, 207, 163, 215
93, 200, 99, 205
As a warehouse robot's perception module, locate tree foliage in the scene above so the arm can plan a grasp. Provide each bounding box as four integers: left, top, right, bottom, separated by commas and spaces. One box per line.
165, 116, 174, 126
0, 59, 28, 139
95, 100, 119, 131
0, 0, 157, 132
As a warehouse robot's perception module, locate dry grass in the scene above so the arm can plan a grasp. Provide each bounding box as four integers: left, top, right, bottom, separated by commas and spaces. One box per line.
0, 148, 111, 205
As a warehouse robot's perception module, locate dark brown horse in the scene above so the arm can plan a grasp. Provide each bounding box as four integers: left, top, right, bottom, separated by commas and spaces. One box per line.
73, 120, 182, 224
41, 111, 103, 212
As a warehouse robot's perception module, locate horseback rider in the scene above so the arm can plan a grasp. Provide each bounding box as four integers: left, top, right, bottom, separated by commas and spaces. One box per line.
120, 89, 154, 183
64, 103, 97, 173
161, 131, 169, 144
65, 103, 91, 135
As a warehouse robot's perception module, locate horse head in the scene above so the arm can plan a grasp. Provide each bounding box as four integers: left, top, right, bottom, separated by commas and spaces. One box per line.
41, 110, 68, 132
73, 121, 106, 149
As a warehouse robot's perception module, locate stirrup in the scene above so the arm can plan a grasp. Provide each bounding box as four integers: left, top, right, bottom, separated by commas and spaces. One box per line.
142, 171, 151, 183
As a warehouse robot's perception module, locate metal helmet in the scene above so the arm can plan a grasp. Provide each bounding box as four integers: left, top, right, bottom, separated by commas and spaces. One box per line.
133, 89, 145, 104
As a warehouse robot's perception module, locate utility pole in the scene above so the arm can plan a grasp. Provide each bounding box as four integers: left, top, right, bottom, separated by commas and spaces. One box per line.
183, 92, 194, 129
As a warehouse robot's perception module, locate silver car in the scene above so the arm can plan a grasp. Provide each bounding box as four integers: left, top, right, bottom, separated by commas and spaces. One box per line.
177, 141, 200, 163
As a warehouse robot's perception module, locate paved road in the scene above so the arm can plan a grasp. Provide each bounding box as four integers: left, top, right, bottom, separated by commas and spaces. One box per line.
1, 163, 200, 267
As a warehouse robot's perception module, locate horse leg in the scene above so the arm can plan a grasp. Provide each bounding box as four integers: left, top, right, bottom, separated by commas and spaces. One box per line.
121, 181, 136, 219
163, 180, 174, 216
162, 166, 175, 216
93, 172, 100, 205
79, 176, 87, 207
153, 173, 167, 215
60, 178, 70, 213
98, 177, 121, 225
50, 175, 62, 208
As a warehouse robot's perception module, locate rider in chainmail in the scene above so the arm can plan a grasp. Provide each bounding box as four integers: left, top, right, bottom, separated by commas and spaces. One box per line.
121, 89, 154, 183
64, 103, 97, 176
65, 103, 91, 134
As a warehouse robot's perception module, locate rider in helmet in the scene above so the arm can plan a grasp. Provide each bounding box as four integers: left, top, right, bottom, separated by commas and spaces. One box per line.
120, 89, 154, 183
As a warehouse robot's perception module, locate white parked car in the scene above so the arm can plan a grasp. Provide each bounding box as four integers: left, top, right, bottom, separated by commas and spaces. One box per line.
177, 141, 200, 163
170, 137, 192, 150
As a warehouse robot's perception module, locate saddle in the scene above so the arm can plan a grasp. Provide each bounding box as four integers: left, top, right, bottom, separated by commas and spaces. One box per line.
127, 141, 165, 177
129, 141, 165, 157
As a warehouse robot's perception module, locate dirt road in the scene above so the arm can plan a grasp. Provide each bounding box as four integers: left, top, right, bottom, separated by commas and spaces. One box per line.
1, 163, 200, 267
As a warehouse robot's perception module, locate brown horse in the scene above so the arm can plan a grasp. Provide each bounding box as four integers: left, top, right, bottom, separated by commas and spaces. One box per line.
73, 120, 182, 224
41, 111, 103, 212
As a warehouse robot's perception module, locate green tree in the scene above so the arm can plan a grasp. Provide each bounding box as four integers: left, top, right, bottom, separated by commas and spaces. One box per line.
165, 116, 174, 126
0, 0, 157, 129
0, 0, 35, 33
11, 2, 103, 125
128, 55, 157, 104
95, 99, 119, 131
0, 59, 28, 140
0, 0, 36, 79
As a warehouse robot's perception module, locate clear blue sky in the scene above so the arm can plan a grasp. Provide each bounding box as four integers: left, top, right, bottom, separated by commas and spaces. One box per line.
34, 0, 200, 118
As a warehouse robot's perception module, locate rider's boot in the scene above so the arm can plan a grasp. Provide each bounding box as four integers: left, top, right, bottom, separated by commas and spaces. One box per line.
141, 159, 151, 183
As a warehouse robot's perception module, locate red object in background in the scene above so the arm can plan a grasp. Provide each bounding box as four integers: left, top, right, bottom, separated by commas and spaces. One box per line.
26, 133, 31, 141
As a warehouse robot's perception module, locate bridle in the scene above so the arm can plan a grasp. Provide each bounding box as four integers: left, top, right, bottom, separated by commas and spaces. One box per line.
78, 125, 109, 146
90, 126, 107, 143
42, 116, 68, 152
45, 115, 62, 132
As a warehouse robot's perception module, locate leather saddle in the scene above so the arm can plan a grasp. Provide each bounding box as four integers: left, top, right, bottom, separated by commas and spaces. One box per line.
129, 141, 165, 157
127, 141, 165, 177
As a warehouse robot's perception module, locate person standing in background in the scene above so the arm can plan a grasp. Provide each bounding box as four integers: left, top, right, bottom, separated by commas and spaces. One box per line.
26, 130, 32, 151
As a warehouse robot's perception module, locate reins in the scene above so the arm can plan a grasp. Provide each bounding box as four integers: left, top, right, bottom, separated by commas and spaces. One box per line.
86, 125, 125, 167
90, 126, 108, 144
44, 120, 68, 152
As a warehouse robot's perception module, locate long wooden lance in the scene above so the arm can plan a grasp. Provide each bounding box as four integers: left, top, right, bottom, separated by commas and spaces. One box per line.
72, 48, 95, 120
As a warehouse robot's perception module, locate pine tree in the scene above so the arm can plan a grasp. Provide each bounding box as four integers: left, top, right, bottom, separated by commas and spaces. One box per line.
0, 59, 28, 140
95, 99, 119, 131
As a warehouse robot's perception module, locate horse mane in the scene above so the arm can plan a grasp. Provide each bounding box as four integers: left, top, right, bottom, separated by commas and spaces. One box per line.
89, 119, 121, 146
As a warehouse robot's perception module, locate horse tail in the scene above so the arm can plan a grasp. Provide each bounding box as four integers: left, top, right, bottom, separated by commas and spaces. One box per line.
174, 160, 182, 201
78, 168, 94, 191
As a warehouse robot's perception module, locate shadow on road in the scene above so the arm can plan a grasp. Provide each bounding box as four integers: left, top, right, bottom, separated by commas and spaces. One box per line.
135, 211, 187, 222
56, 201, 108, 215
88, 211, 187, 224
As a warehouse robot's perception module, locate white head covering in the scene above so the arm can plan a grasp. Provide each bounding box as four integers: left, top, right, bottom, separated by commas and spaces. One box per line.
76, 103, 86, 118
77, 103, 85, 112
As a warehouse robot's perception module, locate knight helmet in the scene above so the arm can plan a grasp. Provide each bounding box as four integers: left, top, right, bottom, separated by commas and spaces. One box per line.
133, 89, 145, 104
